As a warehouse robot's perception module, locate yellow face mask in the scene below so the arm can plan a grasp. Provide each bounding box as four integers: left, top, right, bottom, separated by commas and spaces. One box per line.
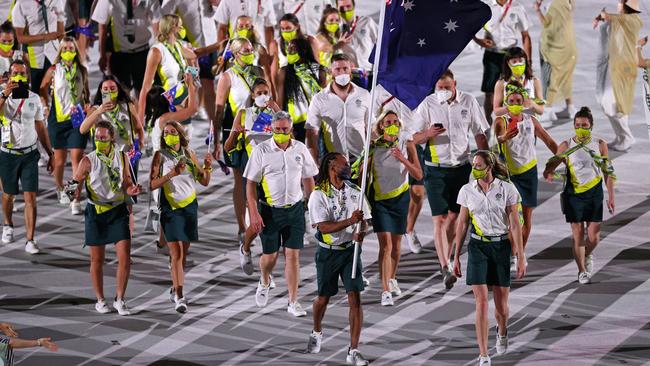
575, 127, 591, 140
0, 42, 13, 53
10, 75, 27, 83
61, 51, 77, 62
273, 132, 291, 144
178, 26, 187, 39
385, 124, 399, 137
286, 52, 300, 65
281, 30, 297, 42
237, 28, 252, 39
509, 62, 526, 77
164, 134, 180, 146
240, 52, 255, 65
506, 104, 524, 115
95, 140, 111, 152
325, 23, 339, 33
342, 9, 355, 22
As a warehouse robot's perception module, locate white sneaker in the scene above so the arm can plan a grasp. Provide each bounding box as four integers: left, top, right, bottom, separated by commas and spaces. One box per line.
113, 298, 131, 316
287, 301, 307, 317
362, 275, 370, 287
95, 299, 111, 314
239, 242, 254, 275
269, 274, 276, 289
381, 291, 394, 306
24, 240, 40, 254
496, 327, 508, 355
510, 255, 517, 278
389, 278, 402, 296
57, 189, 71, 205
405, 231, 422, 254
306, 330, 322, 353
346, 348, 369, 366
175, 296, 188, 313
255, 281, 270, 307
195, 107, 209, 121
478, 355, 491, 366
443, 267, 457, 290
38, 156, 47, 167
70, 200, 83, 215
568, 104, 577, 118
2, 225, 14, 244
585, 254, 594, 274
578, 272, 591, 285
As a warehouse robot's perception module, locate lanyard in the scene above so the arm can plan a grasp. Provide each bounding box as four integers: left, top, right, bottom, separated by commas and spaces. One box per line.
107, 105, 130, 142
62, 63, 78, 104
497, 0, 513, 25
96, 148, 122, 193
12, 99, 25, 120
348, 16, 360, 35
163, 41, 186, 79
35, 0, 49, 32
293, 1, 305, 14
380, 96, 395, 112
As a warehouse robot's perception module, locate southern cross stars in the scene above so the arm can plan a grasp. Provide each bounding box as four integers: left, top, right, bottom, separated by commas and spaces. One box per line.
402, 0, 415, 11
417, 38, 426, 47
444, 19, 458, 33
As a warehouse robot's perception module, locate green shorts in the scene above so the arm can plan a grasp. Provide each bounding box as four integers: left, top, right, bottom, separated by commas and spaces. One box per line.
47, 107, 89, 150
161, 197, 199, 243
563, 181, 603, 223
466, 237, 512, 287
371, 190, 409, 234
85, 203, 131, 246
0, 149, 39, 195
259, 201, 305, 254
481, 50, 506, 93
315, 244, 365, 297
511, 166, 538, 207
408, 144, 426, 186
424, 163, 471, 216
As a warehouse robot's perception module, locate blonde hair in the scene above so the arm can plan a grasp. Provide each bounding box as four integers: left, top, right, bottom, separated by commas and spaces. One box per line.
229, 37, 253, 55
234, 15, 260, 45
157, 14, 181, 43
373, 109, 400, 137
160, 120, 190, 150
54, 36, 90, 104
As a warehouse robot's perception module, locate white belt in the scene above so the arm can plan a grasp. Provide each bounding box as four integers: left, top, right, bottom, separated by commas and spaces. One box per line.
470, 233, 509, 242
318, 241, 353, 251
0, 144, 37, 155
425, 161, 468, 168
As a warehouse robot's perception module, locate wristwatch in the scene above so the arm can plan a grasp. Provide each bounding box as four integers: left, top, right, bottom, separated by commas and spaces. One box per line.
0, 93, 7, 99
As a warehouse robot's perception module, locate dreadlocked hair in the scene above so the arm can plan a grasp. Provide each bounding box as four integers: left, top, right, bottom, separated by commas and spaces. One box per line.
474, 150, 510, 181
315, 152, 343, 191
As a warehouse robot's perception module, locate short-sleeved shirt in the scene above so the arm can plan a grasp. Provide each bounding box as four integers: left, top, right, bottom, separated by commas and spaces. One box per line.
372, 84, 417, 133
347, 16, 378, 71
457, 178, 521, 236
215, 0, 276, 46
161, 0, 218, 48
92, 0, 161, 53
305, 83, 370, 160
484, 0, 530, 51
243, 138, 318, 207
11, 0, 65, 69
413, 91, 489, 166
308, 180, 372, 245
281, 0, 334, 36
1, 91, 45, 149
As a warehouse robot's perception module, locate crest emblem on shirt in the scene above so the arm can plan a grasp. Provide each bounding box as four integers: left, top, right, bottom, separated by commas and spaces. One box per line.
461, 109, 468, 119
314, 5, 321, 12
28, 102, 34, 109
295, 156, 301, 163
355, 99, 362, 108
496, 193, 503, 200
360, 28, 366, 35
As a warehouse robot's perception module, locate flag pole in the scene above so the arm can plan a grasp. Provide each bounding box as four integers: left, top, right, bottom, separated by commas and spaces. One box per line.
351, 0, 388, 279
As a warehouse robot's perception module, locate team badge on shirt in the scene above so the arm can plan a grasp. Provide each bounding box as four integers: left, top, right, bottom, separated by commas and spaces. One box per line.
461, 109, 468, 119
496, 193, 503, 201
355, 99, 362, 108
295, 156, 302, 163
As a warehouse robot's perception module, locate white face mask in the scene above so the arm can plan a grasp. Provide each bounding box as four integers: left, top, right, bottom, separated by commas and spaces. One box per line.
334, 74, 351, 87
435, 89, 452, 103
254, 94, 271, 107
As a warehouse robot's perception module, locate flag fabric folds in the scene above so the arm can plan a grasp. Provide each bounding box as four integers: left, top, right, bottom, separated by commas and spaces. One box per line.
374, 0, 491, 110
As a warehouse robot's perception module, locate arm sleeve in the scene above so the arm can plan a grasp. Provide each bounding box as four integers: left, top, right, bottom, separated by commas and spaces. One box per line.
34, 96, 44, 121
411, 100, 431, 133
90, 0, 109, 24
160, 0, 176, 15
308, 191, 330, 224
518, 6, 531, 32
469, 96, 489, 135
456, 185, 468, 207
301, 145, 319, 177
11, 3, 25, 28
149, 0, 162, 23
305, 95, 322, 130
263, 0, 276, 27
242, 147, 263, 182
506, 182, 521, 205
362, 195, 372, 220
214, 0, 230, 25
56, 0, 66, 22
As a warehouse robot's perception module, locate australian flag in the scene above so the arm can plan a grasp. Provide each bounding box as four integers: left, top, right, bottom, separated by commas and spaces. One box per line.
374, 0, 491, 110
250, 112, 273, 133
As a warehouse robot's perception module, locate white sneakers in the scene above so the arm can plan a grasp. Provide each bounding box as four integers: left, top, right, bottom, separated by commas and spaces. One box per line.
381, 291, 394, 306
239, 242, 254, 275
585, 254, 594, 274
478, 355, 491, 366
113, 298, 131, 316
2, 225, 14, 244
346, 348, 369, 366
175, 296, 188, 313
255, 281, 270, 307
25, 240, 40, 254
70, 200, 83, 215
287, 301, 307, 317
95, 299, 111, 314
510, 255, 517, 278
389, 278, 402, 296
57, 189, 71, 205
495, 327, 508, 355
269, 274, 276, 289
405, 231, 422, 254
443, 267, 457, 290
578, 272, 591, 285
306, 330, 322, 353
362, 275, 370, 288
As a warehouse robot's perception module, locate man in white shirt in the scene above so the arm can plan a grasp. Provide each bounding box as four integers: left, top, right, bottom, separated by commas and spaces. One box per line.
0, 61, 54, 255
216, 0, 276, 49
244, 111, 318, 317
305, 53, 370, 164
412, 69, 489, 290
11, 0, 65, 93
336, 0, 377, 75
92, 0, 161, 96
281, 0, 334, 36
305, 152, 371, 366
473, 0, 531, 122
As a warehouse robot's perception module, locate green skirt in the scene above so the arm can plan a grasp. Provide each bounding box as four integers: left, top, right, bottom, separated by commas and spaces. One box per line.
85, 203, 130, 246
161, 196, 199, 243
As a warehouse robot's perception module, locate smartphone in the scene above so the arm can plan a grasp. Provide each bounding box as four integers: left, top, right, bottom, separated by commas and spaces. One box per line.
508, 119, 519, 131
434, 123, 444, 129
101, 92, 112, 104
12, 81, 28, 99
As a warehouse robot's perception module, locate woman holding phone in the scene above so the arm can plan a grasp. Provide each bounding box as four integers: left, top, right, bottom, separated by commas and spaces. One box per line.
494, 84, 557, 276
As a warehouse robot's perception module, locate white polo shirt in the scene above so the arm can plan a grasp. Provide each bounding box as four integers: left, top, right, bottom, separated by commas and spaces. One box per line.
215, 0, 276, 46
306, 83, 370, 160
308, 180, 372, 245
1, 1, 15, 23
1, 91, 45, 149
413, 90, 489, 166
243, 138, 318, 207
346, 16, 378, 71
457, 178, 521, 237
484, 0, 530, 51
281, 0, 334, 36
372, 84, 416, 133
11, 0, 65, 69
92, 0, 161, 53
161, 0, 218, 48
